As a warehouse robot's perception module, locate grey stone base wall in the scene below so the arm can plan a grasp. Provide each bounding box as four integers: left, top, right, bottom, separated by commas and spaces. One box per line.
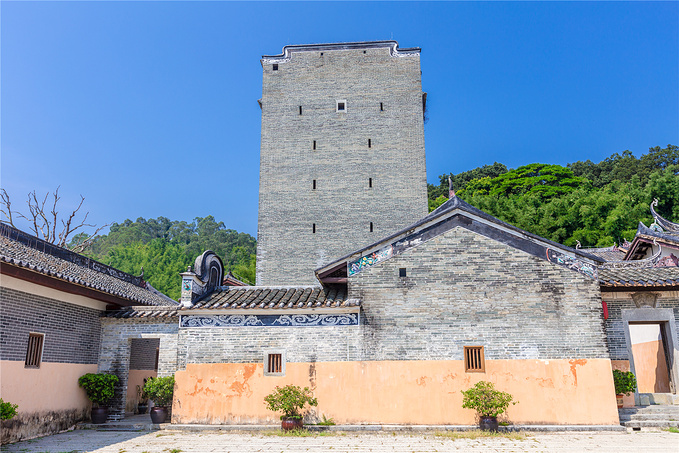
1, 408, 88, 445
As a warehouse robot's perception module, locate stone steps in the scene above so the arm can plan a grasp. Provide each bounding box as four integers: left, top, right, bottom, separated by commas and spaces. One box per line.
619, 405, 679, 430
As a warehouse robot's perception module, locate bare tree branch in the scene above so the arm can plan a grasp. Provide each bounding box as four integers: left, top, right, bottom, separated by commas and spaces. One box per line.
0, 187, 108, 252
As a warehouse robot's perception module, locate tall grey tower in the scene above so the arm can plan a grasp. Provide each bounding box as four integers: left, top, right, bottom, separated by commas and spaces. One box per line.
256, 41, 428, 285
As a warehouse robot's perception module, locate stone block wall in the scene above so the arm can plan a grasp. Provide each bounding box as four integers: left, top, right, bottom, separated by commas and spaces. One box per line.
349, 226, 608, 361
0, 286, 101, 364
178, 324, 361, 366
98, 318, 178, 419
257, 42, 428, 285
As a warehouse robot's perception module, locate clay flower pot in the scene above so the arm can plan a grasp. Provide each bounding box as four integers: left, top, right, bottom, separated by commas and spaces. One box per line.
281, 417, 303, 431
479, 415, 499, 432
90, 406, 109, 424
150, 406, 168, 424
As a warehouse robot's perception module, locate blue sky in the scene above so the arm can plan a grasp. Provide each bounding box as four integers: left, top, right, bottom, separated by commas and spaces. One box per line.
2, 1, 677, 237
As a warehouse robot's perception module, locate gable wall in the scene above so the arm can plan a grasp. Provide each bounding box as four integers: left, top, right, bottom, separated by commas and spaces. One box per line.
349, 226, 608, 361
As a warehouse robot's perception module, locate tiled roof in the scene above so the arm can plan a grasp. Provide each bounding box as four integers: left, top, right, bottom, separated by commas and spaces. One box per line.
583, 247, 627, 261
105, 285, 359, 318
599, 266, 679, 288
194, 285, 357, 309
0, 224, 177, 306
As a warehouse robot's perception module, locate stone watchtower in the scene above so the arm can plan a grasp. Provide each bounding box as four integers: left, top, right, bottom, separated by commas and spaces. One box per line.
256, 41, 428, 285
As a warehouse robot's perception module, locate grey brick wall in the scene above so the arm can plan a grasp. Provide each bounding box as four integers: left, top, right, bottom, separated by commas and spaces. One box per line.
98, 318, 178, 419
0, 286, 101, 364
603, 292, 679, 360
179, 324, 361, 365
349, 226, 609, 361
257, 43, 428, 285
129, 338, 159, 370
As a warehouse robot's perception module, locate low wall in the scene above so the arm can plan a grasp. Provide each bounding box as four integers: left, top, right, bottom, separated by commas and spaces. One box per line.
1, 361, 97, 444
173, 358, 619, 425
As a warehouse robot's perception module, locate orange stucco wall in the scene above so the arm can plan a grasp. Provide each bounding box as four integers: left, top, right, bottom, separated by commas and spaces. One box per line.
173, 358, 619, 425
0, 361, 97, 413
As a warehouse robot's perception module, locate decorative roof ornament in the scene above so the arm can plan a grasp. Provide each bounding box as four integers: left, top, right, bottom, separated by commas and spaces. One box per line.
576, 241, 581, 250
600, 238, 663, 269
650, 198, 679, 234
448, 176, 456, 198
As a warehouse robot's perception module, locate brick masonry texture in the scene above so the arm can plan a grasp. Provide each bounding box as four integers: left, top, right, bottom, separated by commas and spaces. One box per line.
349, 227, 609, 361
178, 324, 362, 365
0, 286, 101, 364
129, 338, 159, 370
98, 318, 178, 419
602, 291, 679, 360
257, 44, 428, 285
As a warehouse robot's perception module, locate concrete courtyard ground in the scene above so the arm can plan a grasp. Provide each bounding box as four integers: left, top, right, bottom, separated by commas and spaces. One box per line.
2, 429, 678, 453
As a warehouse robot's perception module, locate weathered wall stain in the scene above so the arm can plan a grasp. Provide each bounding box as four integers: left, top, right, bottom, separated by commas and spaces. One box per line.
569, 359, 587, 386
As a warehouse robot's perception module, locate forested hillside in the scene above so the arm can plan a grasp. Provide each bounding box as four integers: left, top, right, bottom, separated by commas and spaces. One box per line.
428, 145, 679, 249
77, 216, 256, 301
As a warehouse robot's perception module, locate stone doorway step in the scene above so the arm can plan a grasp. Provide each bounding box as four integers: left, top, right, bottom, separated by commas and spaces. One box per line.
618, 405, 679, 430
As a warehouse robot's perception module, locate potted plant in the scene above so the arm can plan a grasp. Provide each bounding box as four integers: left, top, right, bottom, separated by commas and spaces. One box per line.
461, 381, 517, 431
613, 370, 637, 408
264, 385, 318, 431
78, 373, 119, 424
136, 378, 150, 414
143, 376, 175, 423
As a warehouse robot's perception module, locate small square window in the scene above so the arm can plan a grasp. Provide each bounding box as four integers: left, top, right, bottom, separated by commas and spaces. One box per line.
25, 333, 44, 368
272, 64, 278, 71
264, 351, 285, 376
336, 100, 347, 112
399, 268, 407, 278
464, 346, 485, 373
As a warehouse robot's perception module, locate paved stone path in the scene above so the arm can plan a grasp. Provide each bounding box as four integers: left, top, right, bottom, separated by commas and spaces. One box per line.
3, 429, 678, 453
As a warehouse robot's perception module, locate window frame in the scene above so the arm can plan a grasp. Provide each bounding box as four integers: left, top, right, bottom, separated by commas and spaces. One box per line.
25, 332, 45, 369
463, 346, 486, 373
336, 100, 347, 113
264, 350, 286, 376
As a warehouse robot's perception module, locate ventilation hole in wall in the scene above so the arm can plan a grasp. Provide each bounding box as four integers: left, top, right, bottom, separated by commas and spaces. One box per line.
464, 346, 486, 372
399, 268, 406, 277
25, 332, 44, 368
320, 52, 324, 56
363, 50, 366, 54
273, 64, 278, 71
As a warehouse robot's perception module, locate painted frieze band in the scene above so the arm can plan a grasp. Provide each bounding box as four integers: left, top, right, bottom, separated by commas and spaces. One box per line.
180, 313, 358, 328
348, 245, 393, 276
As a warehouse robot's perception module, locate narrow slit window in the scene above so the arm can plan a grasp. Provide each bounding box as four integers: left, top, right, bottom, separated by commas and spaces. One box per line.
399, 268, 407, 277
380, 102, 384, 111
370, 222, 374, 232
25, 333, 44, 368
299, 106, 302, 115
264, 352, 285, 376
313, 180, 317, 190
312, 223, 316, 234
313, 140, 316, 150
272, 64, 278, 71
368, 138, 372, 148
464, 346, 485, 373
369, 178, 373, 188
